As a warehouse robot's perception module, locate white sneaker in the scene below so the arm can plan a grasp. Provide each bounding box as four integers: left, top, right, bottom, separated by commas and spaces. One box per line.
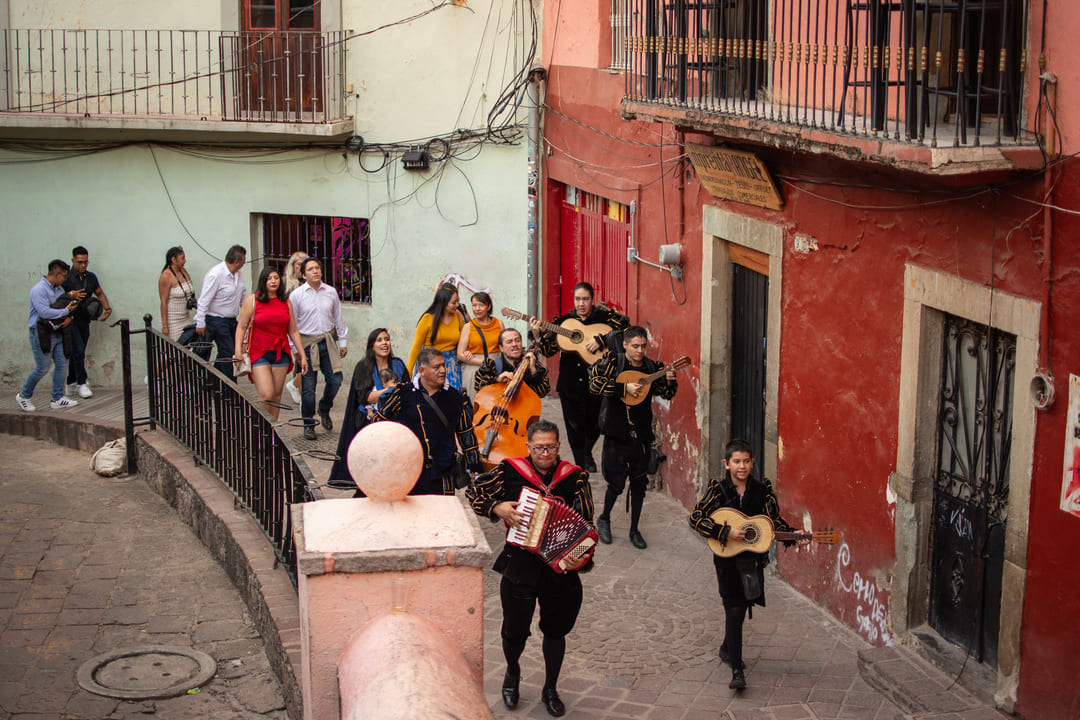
285, 380, 302, 405
77, 383, 93, 398
50, 397, 78, 410
15, 393, 35, 412
64, 383, 77, 397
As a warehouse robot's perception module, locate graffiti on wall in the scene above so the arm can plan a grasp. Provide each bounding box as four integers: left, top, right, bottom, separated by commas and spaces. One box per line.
835, 542, 894, 646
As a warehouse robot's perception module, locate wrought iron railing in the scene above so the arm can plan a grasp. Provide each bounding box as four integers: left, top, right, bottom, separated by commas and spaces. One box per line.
622, 0, 1030, 148
119, 316, 323, 583
0, 28, 348, 123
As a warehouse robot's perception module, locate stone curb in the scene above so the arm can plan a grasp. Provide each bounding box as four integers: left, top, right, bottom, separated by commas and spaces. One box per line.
0, 409, 303, 720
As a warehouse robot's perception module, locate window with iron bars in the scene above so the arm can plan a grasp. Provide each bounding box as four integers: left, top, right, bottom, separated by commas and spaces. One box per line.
262, 213, 372, 303
611, 0, 631, 70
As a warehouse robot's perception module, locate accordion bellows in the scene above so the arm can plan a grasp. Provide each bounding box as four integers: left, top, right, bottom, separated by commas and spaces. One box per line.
506, 486, 598, 573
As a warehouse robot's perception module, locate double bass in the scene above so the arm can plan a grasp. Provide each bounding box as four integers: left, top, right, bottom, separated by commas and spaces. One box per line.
472, 348, 543, 471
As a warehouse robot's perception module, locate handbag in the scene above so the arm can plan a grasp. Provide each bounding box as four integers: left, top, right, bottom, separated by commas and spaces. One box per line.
233, 353, 252, 377
419, 390, 472, 489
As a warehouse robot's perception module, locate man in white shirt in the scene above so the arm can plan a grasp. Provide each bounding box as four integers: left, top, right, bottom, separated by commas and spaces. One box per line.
289, 258, 348, 440
194, 245, 247, 382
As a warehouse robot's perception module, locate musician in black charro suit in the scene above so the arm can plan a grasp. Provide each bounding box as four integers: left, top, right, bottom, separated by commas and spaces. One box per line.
467, 419, 594, 718
688, 438, 806, 691
588, 325, 677, 551
472, 328, 550, 398
530, 281, 628, 471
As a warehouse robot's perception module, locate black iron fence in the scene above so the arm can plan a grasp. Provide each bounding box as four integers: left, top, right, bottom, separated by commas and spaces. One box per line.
119, 315, 323, 582
622, 0, 1029, 148
1, 28, 348, 123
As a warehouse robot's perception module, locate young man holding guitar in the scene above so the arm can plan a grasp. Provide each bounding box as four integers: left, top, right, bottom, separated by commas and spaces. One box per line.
527, 282, 628, 472
689, 439, 810, 690
588, 325, 679, 549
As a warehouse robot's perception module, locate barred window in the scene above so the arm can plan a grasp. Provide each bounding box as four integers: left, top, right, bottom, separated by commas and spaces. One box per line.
610, 0, 630, 70
262, 213, 371, 303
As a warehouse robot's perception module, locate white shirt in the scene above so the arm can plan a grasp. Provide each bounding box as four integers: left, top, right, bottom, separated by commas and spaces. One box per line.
194, 261, 247, 328
290, 282, 348, 347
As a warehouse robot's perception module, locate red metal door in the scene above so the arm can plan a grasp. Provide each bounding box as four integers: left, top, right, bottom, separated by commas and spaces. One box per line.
559, 201, 583, 316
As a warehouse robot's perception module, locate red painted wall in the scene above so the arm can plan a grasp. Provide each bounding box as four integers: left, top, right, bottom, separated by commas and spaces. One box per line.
541, 1, 1080, 715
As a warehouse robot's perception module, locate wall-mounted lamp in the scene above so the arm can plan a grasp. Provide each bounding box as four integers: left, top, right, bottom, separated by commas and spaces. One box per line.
625, 202, 685, 279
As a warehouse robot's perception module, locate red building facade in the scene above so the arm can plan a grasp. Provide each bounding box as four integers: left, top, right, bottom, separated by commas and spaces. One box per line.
539, 1, 1080, 716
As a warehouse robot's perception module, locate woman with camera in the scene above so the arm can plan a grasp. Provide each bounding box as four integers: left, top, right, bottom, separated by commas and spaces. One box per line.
158, 246, 197, 341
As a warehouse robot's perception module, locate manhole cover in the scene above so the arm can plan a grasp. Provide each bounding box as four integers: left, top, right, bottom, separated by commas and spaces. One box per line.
77, 645, 216, 700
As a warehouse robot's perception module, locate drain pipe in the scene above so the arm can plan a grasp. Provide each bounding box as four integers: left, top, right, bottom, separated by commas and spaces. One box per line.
526, 65, 546, 320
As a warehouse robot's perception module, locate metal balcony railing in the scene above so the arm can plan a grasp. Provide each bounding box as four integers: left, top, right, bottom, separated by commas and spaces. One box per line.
118, 316, 324, 583
1, 28, 348, 124
622, 0, 1030, 148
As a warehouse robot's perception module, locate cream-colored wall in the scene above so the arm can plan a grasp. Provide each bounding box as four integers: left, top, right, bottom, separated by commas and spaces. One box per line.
0, 0, 534, 387
346, 0, 534, 143
0, 142, 528, 387
7, 0, 231, 30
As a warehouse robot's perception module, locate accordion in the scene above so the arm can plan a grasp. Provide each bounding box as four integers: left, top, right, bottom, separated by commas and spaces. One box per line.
506, 486, 598, 573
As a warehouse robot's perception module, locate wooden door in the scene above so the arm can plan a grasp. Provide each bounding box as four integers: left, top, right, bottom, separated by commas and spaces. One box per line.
240, 0, 321, 118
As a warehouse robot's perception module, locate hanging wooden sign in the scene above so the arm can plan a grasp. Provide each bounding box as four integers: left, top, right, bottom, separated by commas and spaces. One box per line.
686, 143, 783, 210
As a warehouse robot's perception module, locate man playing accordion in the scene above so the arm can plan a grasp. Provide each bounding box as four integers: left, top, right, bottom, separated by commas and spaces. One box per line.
468, 419, 595, 717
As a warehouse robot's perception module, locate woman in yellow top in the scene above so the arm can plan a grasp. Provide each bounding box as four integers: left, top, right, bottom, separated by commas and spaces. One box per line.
456, 291, 504, 398
405, 282, 467, 389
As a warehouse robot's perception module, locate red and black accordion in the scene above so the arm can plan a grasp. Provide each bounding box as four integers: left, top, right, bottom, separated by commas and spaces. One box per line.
506, 486, 598, 573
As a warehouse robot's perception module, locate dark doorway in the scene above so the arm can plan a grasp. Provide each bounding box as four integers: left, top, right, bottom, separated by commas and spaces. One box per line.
929, 314, 1014, 667
730, 261, 767, 467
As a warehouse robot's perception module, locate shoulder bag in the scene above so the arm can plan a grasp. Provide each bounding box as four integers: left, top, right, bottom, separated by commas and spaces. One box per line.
419, 390, 471, 489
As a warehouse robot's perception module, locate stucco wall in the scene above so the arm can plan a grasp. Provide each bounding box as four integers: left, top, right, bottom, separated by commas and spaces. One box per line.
0, 141, 528, 386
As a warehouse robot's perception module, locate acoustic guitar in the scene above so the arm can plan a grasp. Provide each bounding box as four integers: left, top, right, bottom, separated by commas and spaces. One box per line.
617, 356, 691, 405
706, 507, 839, 558
501, 308, 612, 365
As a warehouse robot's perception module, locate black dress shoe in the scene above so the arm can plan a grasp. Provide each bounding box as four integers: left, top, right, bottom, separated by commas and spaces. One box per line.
319, 411, 333, 431
303, 425, 316, 441
629, 530, 648, 549
596, 516, 612, 544
584, 458, 597, 473
501, 670, 519, 709
541, 687, 565, 717
729, 667, 746, 689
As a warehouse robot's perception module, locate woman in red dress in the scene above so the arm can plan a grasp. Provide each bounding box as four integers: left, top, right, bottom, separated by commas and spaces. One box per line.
234, 266, 308, 418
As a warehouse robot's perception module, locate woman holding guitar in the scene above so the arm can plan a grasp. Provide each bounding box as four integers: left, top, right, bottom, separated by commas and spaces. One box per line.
689, 439, 810, 691
530, 282, 628, 472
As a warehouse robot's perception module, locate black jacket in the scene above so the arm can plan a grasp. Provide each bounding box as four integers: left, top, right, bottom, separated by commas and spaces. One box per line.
589, 352, 677, 443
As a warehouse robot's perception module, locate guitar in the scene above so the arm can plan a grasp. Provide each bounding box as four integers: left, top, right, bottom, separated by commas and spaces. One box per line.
501, 307, 612, 365
706, 507, 839, 558
617, 356, 691, 405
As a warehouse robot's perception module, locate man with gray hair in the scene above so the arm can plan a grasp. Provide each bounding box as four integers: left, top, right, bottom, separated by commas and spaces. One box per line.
194, 245, 247, 382
372, 348, 481, 495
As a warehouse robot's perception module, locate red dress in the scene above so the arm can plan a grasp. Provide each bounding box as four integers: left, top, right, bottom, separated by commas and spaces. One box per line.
246, 297, 293, 376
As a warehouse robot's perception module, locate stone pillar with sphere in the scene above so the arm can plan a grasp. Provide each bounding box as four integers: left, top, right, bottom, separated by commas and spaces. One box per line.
292, 421, 493, 720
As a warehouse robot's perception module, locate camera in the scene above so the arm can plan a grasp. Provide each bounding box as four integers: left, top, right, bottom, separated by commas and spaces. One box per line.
186, 296, 198, 310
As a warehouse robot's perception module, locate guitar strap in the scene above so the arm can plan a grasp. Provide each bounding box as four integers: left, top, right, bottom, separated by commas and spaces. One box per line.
506, 457, 580, 496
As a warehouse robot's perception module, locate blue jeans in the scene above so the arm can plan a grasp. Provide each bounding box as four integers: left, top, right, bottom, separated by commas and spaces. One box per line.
22, 327, 67, 402
66, 317, 91, 385
301, 339, 342, 427
204, 315, 238, 382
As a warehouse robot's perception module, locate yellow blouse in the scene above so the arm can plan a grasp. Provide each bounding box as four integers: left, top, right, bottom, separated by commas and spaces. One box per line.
406, 312, 464, 372
463, 316, 504, 358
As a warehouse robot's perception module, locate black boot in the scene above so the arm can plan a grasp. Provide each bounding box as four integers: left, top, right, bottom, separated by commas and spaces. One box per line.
729, 667, 746, 689
501, 668, 520, 708
596, 515, 612, 544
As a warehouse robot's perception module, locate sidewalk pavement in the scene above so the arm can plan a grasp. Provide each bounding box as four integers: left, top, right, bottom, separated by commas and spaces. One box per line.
1, 382, 1007, 720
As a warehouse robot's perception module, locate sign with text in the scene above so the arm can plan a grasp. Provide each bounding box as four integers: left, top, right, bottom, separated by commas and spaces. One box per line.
687, 143, 783, 210
1060, 374, 1080, 519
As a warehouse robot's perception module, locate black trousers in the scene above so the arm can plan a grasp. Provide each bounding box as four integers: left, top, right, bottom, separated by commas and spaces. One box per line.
722, 603, 749, 670
560, 389, 602, 468
600, 435, 648, 529
500, 573, 583, 646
